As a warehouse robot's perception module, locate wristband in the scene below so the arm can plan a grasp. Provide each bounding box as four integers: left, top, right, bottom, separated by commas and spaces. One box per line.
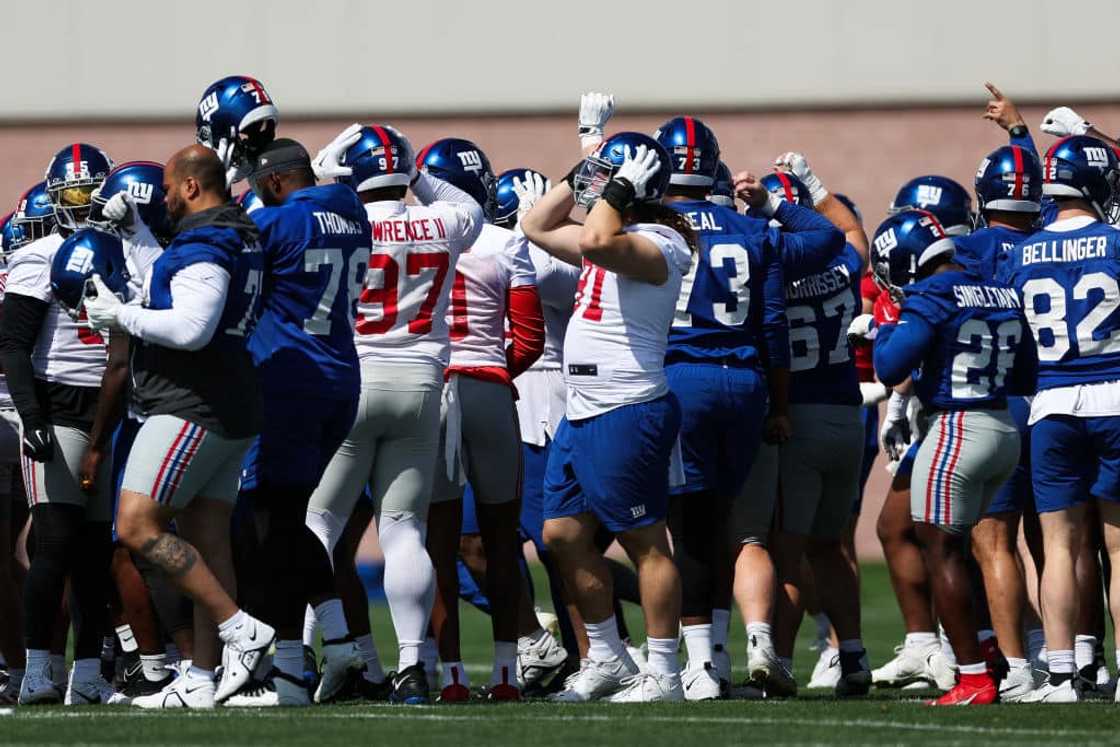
600, 178, 635, 213
1009, 124, 1028, 139
564, 162, 582, 191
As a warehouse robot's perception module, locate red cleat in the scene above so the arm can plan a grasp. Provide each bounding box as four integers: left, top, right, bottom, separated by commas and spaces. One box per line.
486, 682, 521, 701
928, 673, 997, 706
438, 682, 471, 703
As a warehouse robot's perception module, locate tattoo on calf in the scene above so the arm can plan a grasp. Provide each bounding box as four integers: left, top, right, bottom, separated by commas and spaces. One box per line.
140, 533, 198, 578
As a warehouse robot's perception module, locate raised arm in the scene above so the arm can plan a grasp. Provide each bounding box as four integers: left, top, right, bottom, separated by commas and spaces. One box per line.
774, 151, 868, 262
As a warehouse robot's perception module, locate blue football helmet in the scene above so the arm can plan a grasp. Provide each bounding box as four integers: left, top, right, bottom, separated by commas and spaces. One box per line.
416, 138, 497, 219
0, 212, 23, 259
49, 228, 131, 317
708, 162, 734, 207
494, 168, 548, 229
654, 116, 721, 187
572, 132, 673, 210
337, 124, 414, 193
975, 145, 1042, 215
44, 144, 114, 230
1042, 135, 1120, 221
12, 181, 57, 247
90, 161, 173, 241
236, 188, 264, 214
871, 209, 956, 299
760, 172, 811, 206
195, 75, 279, 176
888, 175, 973, 236
834, 192, 862, 224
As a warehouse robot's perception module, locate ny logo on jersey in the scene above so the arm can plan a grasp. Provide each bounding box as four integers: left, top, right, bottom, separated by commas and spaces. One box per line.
198, 92, 219, 123
65, 246, 94, 275
65, 161, 90, 181
456, 150, 483, 173
916, 185, 943, 205
1085, 146, 1110, 168
127, 182, 154, 205
630, 504, 647, 519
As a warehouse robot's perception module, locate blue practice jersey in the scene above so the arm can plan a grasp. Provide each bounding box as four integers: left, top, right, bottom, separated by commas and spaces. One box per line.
953, 225, 1030, 282
785, 243, 863, 405
997, 218, 1120, 390
249, 184, 371, 387
874, 269, 1035, 410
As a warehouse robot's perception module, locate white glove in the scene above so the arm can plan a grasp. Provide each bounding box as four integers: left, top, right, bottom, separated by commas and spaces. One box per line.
847, 313, 877, 343
1040, 107, 1091, 137
614, 145, 661, 201
774, 151, 828, 205
880, 391, 912, 462
511, 171, 550, 221
578, 92, 615, 150
860, 381, 889, 407
215, 138, 250, 188
102, 191, 141, 232
83, 274, 124, 332
312, 123, 363, 181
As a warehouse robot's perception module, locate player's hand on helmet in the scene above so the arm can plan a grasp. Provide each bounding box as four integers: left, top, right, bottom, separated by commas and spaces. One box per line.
982, 82, 1026, 133
215, 138, 251, 188
102, 191, 140, 232
1040, 106, 1091, 137
614, 145, 662, 201
512, 170, 551, 221
21, 418, 53, 463
774, 151, 828, 205
734, 171, 782, 216
847, 313, 877, 343
83, 274, 124, 332
312, 123, 364, 181
578, 92, 615, 150
763, 413, 793, 445
880, 392, 912, 462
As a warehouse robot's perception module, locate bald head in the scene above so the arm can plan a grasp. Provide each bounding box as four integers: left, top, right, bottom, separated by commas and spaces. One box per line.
163, 144, 230, 223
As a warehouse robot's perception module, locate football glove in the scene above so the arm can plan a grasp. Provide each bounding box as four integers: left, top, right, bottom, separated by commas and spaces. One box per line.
101, 191, 140, 232
847, 313, 877, 343
311, 123, 363, 181
578, 92, 615, 150
215, 138, 251, 188
21, 419, 53, 463
614, 145, 661, 201
83, 274, 124, 332
1040, 107, 1091, 137
880, 391, 912, 462
774, 151, 829, 206
511, 170, 550, 221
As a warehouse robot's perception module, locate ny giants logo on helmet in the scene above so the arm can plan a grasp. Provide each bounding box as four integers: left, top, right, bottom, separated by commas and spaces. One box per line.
127, 182, 154, 204
64, 246, 95, 275
1085, 146, 1111, 168
873, 227, 898, 255
198, 92, 219, 123
915, 184, 943, 205
456, 150, 483, 173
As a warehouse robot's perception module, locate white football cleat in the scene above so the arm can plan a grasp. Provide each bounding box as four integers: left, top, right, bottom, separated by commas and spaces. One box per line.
807, 647, 841, 689
1020, 677, 1078, 703
747, 642, 796, 697
215, 615, 275, 703
998, 663, 1038, 703
64, 673, 126, 705
924, 650, 959, 691
535, 608, 561, 639
225, 669, 310, 707
132, 665, 215, 709
314, 639, 363, 703
681, 662, 721, 701
517, 629, 568, 690
607, 671, 685, 703
0, 670, 22, 704
547, 655, 637, 702
18, 661, 61, 705
872, 642, 936, 688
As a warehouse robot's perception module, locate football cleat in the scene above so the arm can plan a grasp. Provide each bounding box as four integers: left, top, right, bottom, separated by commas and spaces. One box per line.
807, 647, 841, 689
681, 662, 722, 701
438, 682, 471, 703
314, 638, 364, 704
747, 640, 796, 697
0, 670, 21, 704
926, 650, 959, 691
517, 629, 569, 692
607, 672, 685, 703
626, 642, 648, 674
120, 670, 174, 699
223, 669, 310, 707
132, 665, 215, 709
329, 668, 394, 702
65, 673, 127, 705
302, 645, 320, 694
1019, 676, 1078, 703
835, 650, 872, 697
872, 642, 938, 688
998, 662, 1038, 703
389, 664, 430, 705
18, 662, 61, 705
928, 674, 997, 706
548, 656, 638, 703
215, 615, 275, 703
114, 651, 142, 692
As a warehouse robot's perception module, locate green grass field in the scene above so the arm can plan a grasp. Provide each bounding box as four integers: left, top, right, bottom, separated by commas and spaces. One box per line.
6, 563, 1120, 746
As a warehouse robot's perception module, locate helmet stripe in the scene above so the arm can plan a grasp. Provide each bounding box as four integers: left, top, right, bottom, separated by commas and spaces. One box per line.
1011, 145, 1024, 200
683, 117, 695, 174
914, 208, 947, 238
371, 126, 393, 174
775, 171, 795, 203
71, 143, 81, 175
245, 77, 270, 104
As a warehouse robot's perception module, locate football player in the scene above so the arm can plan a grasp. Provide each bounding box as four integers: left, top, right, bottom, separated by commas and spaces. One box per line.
195, 76, 279, 188
0, 145, 121, 705
873, 209, 1036, 706
889, 175, 974, 236
305, 122, 484, 705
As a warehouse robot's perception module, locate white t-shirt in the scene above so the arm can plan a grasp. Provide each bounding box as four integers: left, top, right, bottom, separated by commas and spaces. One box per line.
562, 223, 691, 420
447, 223, 536, 369
5, 233, 107, 388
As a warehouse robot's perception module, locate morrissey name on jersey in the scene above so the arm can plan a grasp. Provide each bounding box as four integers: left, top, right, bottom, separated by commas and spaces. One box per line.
786, 263, 852, 301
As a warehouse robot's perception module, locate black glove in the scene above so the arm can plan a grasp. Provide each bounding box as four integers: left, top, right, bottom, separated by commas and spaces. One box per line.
22, 420, 53, 462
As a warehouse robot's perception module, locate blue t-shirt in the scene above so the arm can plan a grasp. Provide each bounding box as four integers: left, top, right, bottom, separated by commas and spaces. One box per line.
248, 184, 371, 389
997, 218, 1120, 390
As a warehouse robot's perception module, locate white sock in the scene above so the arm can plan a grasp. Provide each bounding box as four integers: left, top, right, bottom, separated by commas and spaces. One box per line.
681, 624, 712, 668
314, 599, 350, 642
711, 609, 731, 649
905, 631, 938, 649
356, 634, 385, 683
1075, 635, 1096, 670
585, 616, 627, 662
50, 654, 65, 685
302, 606, 318, 648
274, 640, 302, 680
959, 661, 986, 675
441, 661, 469, 689
140, 653, 166, 682
26, 649, 48, 676
645, 636, 680, 677
1039, 645, 1048, 664
217, 609, 248, 642
813, 613, 831, 642
115, 624, 139, 654
71, 658, 99, 682
379, 513, 434, 671
1048, 648, 1074, 674
746, 621, 773, 651
1114, 649, 1120, 673
1006, 656, 1027, 669
492, 641, 517, 686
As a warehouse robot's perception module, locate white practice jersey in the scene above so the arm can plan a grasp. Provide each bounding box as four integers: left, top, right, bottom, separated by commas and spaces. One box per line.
5, 233, 107, 388
354, 199, 482, 369
526, 240, 581, 371
447, 223, 536, 369
562, 223, 691, 421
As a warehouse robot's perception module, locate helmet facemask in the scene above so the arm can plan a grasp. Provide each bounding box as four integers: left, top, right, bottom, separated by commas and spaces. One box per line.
572, 152, 617, 210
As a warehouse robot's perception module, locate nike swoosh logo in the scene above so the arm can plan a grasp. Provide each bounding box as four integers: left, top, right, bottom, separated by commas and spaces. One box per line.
956, 692, 980, 705
246, 623, 258, 644
183, 685, 206, 695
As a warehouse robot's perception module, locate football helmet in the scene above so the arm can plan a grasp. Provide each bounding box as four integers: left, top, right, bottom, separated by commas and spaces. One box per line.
337, 125, 414, 192
708, 162, 734, 207
494, 168, 547, 228
888, 175, 974, 236
975, 145, 1043, 214
0, 212, 23, 258
12, 181, 58, 247
195, 75, 279, 178
415, 138, 497, 219
1042, 135, 1120, 221
49, 228, 131, 317
654, 116, 721, 187
572, 132, 673, 209
44, 144, 113, 230
236, 188, 264, 214
760, 172, 811, 206
870, 209, 956, 299
90, 161, 172, 241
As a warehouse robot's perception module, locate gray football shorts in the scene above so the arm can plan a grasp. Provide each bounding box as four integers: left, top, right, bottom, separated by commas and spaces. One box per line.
733, 443, 779, 546
120, 415, 252, 509
910, 409, 1019, 534
431, 375, 521, 505
777, 404, 864, 540
21, 423, 112, 521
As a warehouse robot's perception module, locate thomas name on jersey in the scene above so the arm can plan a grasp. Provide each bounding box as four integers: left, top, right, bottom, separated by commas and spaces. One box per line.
787, 262, 853, 301
312, 211, 364, 236
1019, 234, 1108, 264
372, 216, 448, 242
951, 284, 1021, 309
